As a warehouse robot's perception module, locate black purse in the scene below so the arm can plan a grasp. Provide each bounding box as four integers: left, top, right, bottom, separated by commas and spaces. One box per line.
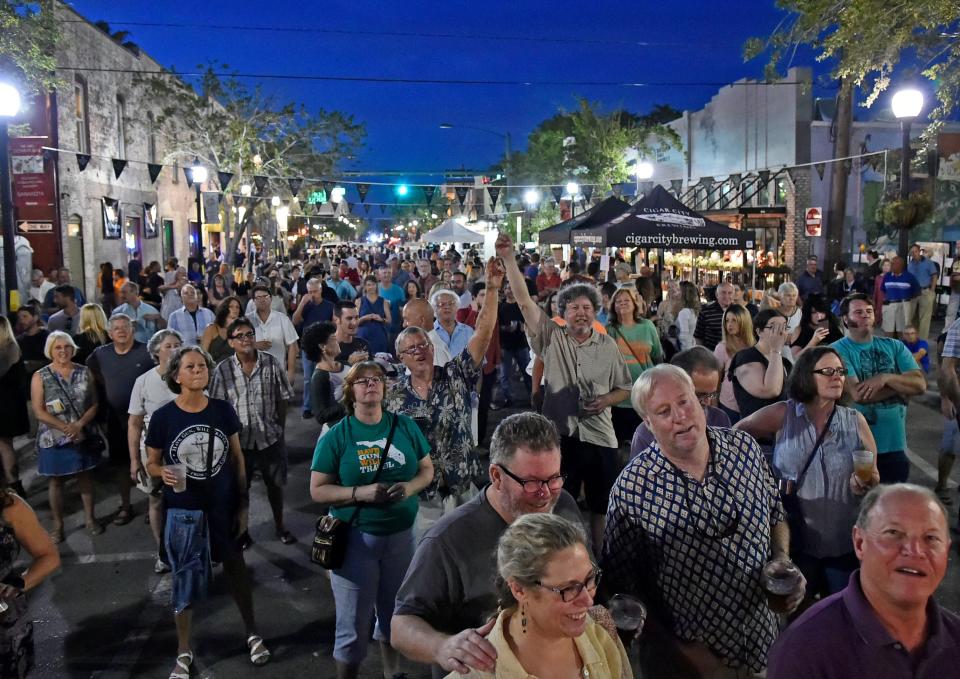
311, 415, 398, 569
46, 367, 106, 455
778, 407, 835, 556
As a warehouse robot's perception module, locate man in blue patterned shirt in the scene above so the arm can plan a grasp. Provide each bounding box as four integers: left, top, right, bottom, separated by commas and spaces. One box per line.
602, 364, 804, 677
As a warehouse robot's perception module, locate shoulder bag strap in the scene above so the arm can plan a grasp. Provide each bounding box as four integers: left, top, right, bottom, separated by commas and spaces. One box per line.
795, 406, 837, 486
610, 325, 647, 366
344, 413, 399, 527
48, 366, 85, 421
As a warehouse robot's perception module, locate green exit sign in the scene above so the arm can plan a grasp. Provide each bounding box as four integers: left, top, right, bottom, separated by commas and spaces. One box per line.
307, 190, 327, 204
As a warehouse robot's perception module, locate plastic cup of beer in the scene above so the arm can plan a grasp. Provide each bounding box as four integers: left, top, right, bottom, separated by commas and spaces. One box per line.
169, 464, 188, 493
608, 593, 646, 646
851, 449, 874, 483
763, 560, 801, 614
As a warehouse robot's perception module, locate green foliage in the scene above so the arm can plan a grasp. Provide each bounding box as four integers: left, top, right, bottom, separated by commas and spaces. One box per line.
0, 1, 59, 94
875, 191, 933, 229
506, 98, 682, 193
745, 0, 960, 141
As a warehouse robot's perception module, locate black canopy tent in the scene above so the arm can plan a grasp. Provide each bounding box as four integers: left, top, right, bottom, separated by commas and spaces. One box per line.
537, 196, 630, 245
569, 185, 754, 250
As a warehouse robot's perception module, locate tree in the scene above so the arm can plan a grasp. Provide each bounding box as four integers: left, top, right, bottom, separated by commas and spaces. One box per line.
134, 62, 365, 262
0, 1, 59, 93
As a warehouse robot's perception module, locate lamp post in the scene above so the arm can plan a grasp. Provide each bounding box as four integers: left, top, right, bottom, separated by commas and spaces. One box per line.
187, 158, 208, 266
565, 181, 580, 218
0, 82, 22, 313
439, 122, 513, 188
891, 88, 923, 257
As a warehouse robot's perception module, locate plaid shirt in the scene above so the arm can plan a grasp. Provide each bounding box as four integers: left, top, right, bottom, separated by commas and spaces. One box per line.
601, 427, 785, 673
209, 351, 294, 450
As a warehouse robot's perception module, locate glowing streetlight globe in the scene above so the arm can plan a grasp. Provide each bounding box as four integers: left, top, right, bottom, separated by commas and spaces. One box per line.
891, 88, 924, 120
524, 189, 541, 206
635, 161, 654, 180
271, 196, 281, 207
565, 181, 579, 197
0, 83, 21, 118
189, 160, 208, 185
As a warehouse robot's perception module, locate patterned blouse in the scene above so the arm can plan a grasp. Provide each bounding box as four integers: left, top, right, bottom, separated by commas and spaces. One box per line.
37, 365, 96, 449
386, 348, 481, 500
601, 427, 785, 673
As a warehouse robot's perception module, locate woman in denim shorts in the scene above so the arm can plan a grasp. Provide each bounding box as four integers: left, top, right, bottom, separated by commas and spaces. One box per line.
145, 346, 270, 679
310, 361, 434, 679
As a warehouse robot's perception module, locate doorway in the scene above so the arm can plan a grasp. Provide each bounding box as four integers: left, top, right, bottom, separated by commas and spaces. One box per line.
161, 218, 174, 261
124, 215, 142, 263
66, 215, 86, 298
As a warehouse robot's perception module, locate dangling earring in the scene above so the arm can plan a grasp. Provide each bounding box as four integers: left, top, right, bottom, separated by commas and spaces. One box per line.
521, 602, 527, 634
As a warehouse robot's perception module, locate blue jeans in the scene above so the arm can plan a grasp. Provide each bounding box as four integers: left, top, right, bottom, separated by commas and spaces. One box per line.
498, 346, 531, 402
941, 419, 960, 456
165, 508, 211, 614
301, 351, 316, 413
329, 526, 414, 665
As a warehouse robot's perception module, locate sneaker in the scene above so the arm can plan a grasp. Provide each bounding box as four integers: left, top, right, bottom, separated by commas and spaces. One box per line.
154, 557, 171, 574
302, 410, 313, 419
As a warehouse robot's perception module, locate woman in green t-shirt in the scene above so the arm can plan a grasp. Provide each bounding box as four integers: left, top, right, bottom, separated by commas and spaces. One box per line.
606, 287, 663, 445
309, 361, 434, 679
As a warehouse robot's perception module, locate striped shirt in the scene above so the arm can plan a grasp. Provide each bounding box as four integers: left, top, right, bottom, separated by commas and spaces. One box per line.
880, 271, 921, 302
208, 351, 294, 450
692, 301, 727, 350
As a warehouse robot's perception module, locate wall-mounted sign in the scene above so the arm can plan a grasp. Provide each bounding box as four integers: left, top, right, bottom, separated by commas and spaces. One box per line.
16, 220, 54, 233
805, 207, 823, 237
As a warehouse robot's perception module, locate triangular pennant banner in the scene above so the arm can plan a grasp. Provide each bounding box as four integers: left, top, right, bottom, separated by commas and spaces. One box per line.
356, 183, 370, 203
379, 205, 386, 214
581, 184, 594, 203
111, 158, 127, 179
504, 202, 513, 213
253, 175, 268, 195
345, 201, 353, 214
550, 185, 564, 205
814, 163, 826, 180
454, 186, 469, 208
218, 171, 234, 191
699, 176, 714, 190
313, 202, 321, 215
322, 180, 333, 196
183, 167, 194, 188
670, 179, 683, 193
364, 204, 371, 214
76, 153, 91, 172
786, 167, 800, 184
638, 181, 654, 196
422, 185, 436, 204
611, 183, 623, 198
487, 186, 501, 208
288, 177, 304, 197
147, 163, 163, 184
758, 170, 770, 184
727, 173, 741, 187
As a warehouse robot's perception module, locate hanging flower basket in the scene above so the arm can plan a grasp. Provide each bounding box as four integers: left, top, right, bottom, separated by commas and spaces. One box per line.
875, 192, 933, 230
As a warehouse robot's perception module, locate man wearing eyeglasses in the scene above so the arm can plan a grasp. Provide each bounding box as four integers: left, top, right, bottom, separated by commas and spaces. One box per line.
768, 484, 960, 678
209, 317, 295, 547
629, 347, 730, 458
246, 284, 299, 387
603, 364, 802, 677
392, 412, 585, 678
832, 294, 925, 484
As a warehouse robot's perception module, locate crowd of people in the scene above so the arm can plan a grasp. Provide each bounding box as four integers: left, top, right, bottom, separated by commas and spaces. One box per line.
0, 235, 956, 678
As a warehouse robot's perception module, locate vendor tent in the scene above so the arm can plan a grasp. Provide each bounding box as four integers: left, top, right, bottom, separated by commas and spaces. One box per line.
420, 219, 485, 243
537, 196, 630, 245
570, 185, 754, 250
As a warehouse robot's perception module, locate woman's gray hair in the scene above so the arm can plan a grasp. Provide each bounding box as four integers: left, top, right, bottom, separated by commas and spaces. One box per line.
146, 329, 183, 361
394, 326, 432, 355
490, 412, 559, 465
557, 283, 601, 317
855, 483, 948, 530
164, 345, 214, 394
430, 288, 459, 312
44, 330, 78, 359
631, 364, 694, 417
495, 513, 587, 609
778, 281, 798, 296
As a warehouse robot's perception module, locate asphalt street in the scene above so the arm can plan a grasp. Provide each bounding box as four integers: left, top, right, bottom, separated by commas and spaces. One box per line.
12, 340, 960, 679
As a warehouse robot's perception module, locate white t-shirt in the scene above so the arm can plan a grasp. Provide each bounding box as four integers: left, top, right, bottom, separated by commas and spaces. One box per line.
128, 368, 176, 455
248, 310, 299, 367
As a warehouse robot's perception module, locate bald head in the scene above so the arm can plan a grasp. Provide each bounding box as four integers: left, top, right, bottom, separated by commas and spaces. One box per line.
403, 298, 435, 330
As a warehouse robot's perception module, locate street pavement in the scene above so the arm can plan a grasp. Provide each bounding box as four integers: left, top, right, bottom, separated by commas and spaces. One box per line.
14, 336, 960, 678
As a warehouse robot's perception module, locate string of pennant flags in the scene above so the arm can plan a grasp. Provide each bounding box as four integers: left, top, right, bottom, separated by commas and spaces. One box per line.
42, 144, 893, 216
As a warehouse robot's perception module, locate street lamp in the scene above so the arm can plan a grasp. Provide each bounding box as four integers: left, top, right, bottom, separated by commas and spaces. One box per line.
187, 158, 207, 265
891, 87, 924, 256
635, 161, 654, 180
523, 189, 541, 207
0, 82, 23, 313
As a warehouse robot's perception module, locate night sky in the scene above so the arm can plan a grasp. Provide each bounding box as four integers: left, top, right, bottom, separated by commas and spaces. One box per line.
65, 0, 825, 176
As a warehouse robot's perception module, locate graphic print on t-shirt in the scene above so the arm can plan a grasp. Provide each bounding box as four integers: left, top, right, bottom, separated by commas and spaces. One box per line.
169, 425, 229, 479
355, 438, 406, 473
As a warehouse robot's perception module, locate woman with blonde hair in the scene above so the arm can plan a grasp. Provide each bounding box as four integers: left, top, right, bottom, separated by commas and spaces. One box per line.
713, 304, 755, 423
0, 317, 29, 497
72, 303, 109, 365
445, 512, 632, 679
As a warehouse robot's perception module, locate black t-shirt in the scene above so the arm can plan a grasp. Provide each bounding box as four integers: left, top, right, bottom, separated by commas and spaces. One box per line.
16, 330, 49, 362
498, 301, 528, 350
728, 346, 792, 419
145, 398, 241, 511
142, 272, 164, 305
336, 336, 370, 363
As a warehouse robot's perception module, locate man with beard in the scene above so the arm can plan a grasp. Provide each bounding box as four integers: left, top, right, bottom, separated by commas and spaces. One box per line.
391, 412, 585, 678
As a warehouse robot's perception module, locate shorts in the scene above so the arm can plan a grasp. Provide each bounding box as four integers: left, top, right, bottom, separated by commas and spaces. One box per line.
243, 439, 287, 488
881, 300, 915, 333
560, 435, 619, 514
136, 445, 164, 496
37, 444, 101, 477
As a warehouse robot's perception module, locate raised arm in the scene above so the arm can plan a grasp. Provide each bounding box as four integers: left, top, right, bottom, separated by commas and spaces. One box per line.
495, 232, 540, 329
465, 257, 504, 366
734, 401, 788, 441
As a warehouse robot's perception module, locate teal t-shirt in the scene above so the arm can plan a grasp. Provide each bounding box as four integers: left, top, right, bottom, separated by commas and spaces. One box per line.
311, 412, 430, 535
606, 320, 663, 408
831, 335, 920, 454
378, 283, 406, 333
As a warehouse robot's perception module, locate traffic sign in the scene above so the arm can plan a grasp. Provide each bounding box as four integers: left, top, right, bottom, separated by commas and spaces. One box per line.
805, 207, 822, 237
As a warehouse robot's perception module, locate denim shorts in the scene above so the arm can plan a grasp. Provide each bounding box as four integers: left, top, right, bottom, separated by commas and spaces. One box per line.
165, 508, 212, 614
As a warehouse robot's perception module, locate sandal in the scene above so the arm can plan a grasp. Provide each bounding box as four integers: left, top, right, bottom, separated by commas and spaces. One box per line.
49, 528, 64, 545
86, 521, 105, 536
276, 530, 296, 545
113, 507, 134, 526
247, 635, 271, 666
169, 650, 193, 679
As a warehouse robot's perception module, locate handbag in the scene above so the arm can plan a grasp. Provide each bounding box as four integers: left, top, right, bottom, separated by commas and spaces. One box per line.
778, 407, 836, 556
46, 367, 106, 455
311, 415, 398, 569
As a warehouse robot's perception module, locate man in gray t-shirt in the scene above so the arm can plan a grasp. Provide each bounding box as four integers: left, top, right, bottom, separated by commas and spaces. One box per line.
392, 413, 586, 678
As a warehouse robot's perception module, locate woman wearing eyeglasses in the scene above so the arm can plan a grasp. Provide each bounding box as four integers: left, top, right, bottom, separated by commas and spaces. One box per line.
728, 308, 794, 420
445, 512, 631, 679
310, 361, 434, 679
735, 346, 880, 598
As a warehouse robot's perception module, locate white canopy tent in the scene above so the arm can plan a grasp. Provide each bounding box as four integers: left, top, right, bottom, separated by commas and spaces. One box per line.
420, 219, 485, 243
